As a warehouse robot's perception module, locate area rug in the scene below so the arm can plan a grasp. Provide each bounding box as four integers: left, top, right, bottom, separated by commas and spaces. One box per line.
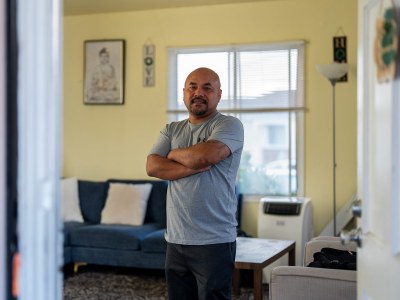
63, 266, 269, 300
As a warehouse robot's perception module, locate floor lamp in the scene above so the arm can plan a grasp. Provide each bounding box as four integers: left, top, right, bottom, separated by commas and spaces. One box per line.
315, 62, 349, 236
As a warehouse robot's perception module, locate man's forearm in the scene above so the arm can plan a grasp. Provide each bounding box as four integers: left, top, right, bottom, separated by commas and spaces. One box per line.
167, 140, 230, 169
167, 147, 205, 170
146, 154, 204, 180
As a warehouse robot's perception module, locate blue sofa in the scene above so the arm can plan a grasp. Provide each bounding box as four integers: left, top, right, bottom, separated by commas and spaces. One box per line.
63, 179, 169, 270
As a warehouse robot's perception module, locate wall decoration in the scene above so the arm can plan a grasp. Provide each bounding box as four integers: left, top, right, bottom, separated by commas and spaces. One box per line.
374, 0, 398, 83
143, 44, 155, 87
84, 39, 125, 104
333, 35, 348, 82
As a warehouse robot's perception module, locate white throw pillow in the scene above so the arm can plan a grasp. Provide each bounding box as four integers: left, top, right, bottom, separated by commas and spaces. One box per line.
101, 183, 153, 226
62, 177, 84, 222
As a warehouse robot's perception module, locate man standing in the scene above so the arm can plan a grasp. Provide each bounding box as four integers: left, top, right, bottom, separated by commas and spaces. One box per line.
147, 67, 244, 299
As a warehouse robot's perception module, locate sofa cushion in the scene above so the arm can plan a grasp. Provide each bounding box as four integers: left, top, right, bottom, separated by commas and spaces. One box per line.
108, 179, 168, 226
78, 180, 109, 224
142, 229, 167, 253
62, 177, 83, 222
68, 223, 163, 251
101, 183, 152, 226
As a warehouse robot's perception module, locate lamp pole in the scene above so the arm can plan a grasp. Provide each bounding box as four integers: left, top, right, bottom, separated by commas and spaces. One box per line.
330, 78, 337, 236
316, 62, 348, 237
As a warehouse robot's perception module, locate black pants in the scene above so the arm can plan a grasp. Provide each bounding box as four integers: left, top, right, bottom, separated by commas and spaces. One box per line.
165, 241, 236, 300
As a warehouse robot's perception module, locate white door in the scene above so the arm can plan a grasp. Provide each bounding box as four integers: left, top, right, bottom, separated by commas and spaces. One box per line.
17, 0, 63, 299
357, 0, 400, 299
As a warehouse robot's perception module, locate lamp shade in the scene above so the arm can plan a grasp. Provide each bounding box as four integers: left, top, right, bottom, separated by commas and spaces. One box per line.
316, 63, 349, 80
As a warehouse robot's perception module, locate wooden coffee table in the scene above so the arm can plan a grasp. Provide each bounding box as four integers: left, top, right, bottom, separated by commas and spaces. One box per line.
234, 237, 296, 300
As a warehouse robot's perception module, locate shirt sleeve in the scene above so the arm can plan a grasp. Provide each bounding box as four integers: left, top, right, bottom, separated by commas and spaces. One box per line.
208, 116, 244, 154
148, 125, 171, 157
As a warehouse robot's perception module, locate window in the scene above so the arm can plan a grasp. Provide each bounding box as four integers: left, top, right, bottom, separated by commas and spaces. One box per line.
267, 125, 286, 145
168, 42, 304, 196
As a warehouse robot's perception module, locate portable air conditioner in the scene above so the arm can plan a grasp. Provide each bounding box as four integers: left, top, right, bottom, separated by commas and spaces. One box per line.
257, 197, 313, 283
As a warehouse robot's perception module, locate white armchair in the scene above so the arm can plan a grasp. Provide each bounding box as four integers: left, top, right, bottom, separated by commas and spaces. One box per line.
269, 236, 357, 300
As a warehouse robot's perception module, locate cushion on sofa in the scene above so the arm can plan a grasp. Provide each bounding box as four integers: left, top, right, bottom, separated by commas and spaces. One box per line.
101, 183, 152, 226
68, 223, 163, 251
108, 179, 168, 226
62, 177, 84, 222
142, 229, 167, 253
78, 180, 109, 224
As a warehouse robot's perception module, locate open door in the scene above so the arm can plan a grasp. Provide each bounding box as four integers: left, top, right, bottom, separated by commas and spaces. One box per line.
15, 0, 63, 299
356, 0, 400, 298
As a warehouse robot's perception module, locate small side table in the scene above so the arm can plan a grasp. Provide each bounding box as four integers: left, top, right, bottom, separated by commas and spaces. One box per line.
234, 237, 296, 300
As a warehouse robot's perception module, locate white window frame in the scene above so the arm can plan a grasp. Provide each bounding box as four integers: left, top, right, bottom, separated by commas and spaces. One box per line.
168, 41, 305, 197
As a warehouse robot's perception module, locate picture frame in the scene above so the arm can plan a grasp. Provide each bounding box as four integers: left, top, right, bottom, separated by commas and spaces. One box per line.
83, 39, 125, 104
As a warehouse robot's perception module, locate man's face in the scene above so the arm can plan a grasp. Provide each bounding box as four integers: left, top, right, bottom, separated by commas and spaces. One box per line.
183, 68, 222, 120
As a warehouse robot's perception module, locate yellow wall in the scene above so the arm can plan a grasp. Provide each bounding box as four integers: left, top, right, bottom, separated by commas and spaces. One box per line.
63, 0, 358, 236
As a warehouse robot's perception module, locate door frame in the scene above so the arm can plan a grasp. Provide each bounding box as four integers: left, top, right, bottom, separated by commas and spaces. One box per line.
0, 0, 6, 298
16, 0, 63, 299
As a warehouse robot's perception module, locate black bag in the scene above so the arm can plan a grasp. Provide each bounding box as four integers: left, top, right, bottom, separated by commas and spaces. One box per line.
307, 247, 357, 270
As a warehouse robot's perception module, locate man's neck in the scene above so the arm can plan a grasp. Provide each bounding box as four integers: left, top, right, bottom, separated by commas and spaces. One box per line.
189, 111, 218, 125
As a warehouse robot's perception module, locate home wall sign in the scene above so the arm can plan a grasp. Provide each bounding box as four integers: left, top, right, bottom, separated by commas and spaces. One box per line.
143, 44, 155, 87
333, 35, 348, 82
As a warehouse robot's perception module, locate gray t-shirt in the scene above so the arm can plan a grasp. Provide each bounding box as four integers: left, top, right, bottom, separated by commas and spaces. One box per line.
149, 112, 244, 245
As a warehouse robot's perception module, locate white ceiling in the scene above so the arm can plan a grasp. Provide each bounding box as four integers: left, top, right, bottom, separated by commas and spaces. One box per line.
64, 0, 278, 16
